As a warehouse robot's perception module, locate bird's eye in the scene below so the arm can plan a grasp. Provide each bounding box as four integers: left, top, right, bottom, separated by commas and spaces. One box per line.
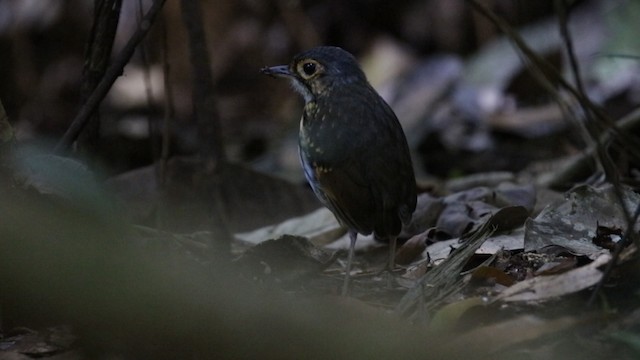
302, 62, 316, 76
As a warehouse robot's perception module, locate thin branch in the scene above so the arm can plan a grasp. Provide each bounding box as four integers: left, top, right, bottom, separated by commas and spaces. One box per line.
54, 0, 167, 153
555, 0, 622, 185
543, 107, 640, 188
465, 0, 640, 163
159, 14, 173, 185
180, 0, 225, 167
467, 0, 640, 308
556, 0, 586, 97
555, 2, 639, 302
134, 0, 159, 175
599, 53, 640, 60
77, 0, 122, 154
0, 98, 13, 146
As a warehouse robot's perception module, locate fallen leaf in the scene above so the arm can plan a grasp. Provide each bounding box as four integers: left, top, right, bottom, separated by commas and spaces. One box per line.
471, 266, 516, 286
525, 184, 640, 259
494, 253, 611, 302
234, 207, 344, 249
235, 235, 337, 283
395, 232, 428, 265
476, 227, 525, 255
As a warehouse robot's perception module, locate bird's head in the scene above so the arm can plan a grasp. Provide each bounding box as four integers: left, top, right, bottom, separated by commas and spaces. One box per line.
261, 46, 368, 103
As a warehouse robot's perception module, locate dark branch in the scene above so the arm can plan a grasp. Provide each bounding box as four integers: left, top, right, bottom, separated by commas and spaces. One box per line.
54, 0, 167, 153
77, 0, 122, 154
180, 0, 225, 167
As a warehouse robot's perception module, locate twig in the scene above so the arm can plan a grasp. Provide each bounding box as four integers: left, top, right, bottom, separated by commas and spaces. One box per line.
0, 98, 15, 175
465, 0, 640, 163
554, 0, 601, 148
54, 0, 167, 153
0, 99, 13, 146
556, 0, 620, 183
159, 14, 173, 185
134, 0, 159, 176
543, 107, 640, 188
467, 0, 640, 308
180, 0, 225, 167
599, 53, 640, 60
555, 0, 640, 303
556, 0, 586, 100
178, 0, 231, 252
77, 0, 122, 154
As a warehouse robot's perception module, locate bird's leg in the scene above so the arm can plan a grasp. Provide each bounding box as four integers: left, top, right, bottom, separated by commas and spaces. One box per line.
342, 230, 357, 296
387, 236, 397, 288
388, 236, 397, 271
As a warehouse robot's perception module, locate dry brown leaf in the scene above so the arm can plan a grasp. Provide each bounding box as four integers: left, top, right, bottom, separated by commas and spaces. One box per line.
494, 253, 611, 302
471, 266, 516, 286
395, 232, 428, 265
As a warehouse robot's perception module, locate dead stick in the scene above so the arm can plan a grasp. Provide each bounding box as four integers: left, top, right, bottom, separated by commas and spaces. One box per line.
466, 0, 640, 163
54, 0, 167, 153
180, 0, 225, 165
77, 0, 122, 154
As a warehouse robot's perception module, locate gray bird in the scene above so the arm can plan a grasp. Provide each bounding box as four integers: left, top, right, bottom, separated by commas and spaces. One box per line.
262, 46, 416, 295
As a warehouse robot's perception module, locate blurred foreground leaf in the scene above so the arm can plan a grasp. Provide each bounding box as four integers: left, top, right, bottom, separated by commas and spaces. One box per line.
0, 157, 459, 359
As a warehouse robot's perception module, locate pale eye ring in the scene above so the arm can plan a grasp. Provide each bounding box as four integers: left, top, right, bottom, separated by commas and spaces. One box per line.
302, 62, 316, 76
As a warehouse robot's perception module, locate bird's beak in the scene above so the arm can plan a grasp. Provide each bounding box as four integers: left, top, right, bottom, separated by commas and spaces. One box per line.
261, 65, 293, 78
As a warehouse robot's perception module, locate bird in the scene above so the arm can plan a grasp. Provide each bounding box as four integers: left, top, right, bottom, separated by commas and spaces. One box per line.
261, 46, 416, 295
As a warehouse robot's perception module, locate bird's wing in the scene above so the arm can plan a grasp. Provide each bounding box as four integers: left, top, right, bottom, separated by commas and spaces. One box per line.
364, 100, 417, 235
301, 148, 375, 235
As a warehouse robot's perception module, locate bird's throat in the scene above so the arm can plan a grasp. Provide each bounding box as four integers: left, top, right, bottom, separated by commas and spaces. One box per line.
290, 79, 315, 103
